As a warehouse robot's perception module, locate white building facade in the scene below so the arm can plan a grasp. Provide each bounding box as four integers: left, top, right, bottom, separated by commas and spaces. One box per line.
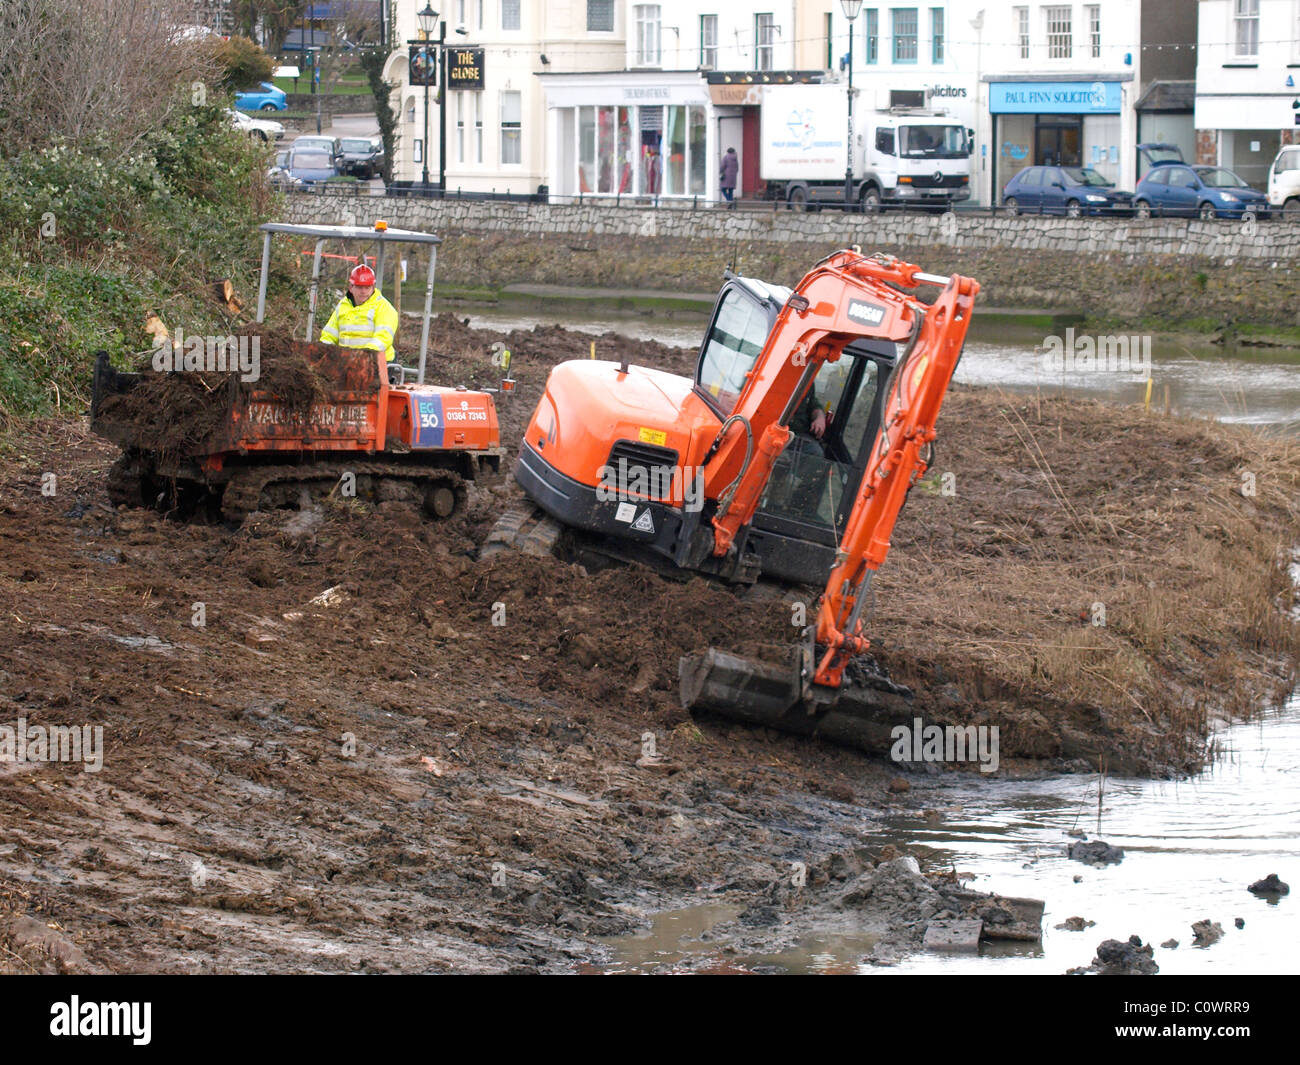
1194, 0, 1300, 188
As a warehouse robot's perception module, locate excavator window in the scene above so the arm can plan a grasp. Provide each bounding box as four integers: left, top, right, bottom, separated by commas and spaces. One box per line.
760, 346, 889, 533
696, 285, 777, 417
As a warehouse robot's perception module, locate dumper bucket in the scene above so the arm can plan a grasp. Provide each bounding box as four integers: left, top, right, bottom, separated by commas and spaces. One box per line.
679, 646, 916, 755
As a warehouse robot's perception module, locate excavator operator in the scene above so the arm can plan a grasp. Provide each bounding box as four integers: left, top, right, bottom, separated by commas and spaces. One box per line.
320, 263, 399, 363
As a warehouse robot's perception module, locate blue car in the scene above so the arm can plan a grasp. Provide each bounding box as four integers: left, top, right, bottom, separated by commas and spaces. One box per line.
235, 81, 287, 112
1002, 165, 1133, 217
282, 147, 337, 191
1133, 164, 1269, 220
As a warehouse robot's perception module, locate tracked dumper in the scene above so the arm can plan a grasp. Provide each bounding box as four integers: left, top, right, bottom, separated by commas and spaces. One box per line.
91, 221, 508, 522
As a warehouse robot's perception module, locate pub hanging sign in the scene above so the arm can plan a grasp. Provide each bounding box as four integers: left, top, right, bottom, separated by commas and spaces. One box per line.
446, 47, 485, 91
408, 45, 435, 87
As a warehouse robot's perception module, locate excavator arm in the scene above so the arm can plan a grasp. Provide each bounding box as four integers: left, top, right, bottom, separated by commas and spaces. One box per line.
684, 250, 978, 718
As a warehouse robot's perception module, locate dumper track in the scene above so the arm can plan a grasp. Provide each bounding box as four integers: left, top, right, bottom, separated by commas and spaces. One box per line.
219, 461, 465, 525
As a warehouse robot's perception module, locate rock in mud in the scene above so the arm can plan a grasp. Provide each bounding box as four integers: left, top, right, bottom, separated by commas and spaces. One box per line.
1067, 839, 1125, 867
1248, 873, 1290, 896
836, 856, 940, 921
1191, 919, 1224, 946
1161, 938, 1179, 949
1087, 935, 1159, 975
1055, 916, 1096, 931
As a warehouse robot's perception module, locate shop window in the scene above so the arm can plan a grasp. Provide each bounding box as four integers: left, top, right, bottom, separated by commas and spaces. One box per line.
701, 14, 718, 70
636, 5, 662, 65
931, 8, 943, 62
866, 9, 878, 64
892, 8, 917, 63
617, 107, 633, 193
587, 0, 614, 32
1044, 5, 1071, 59
756, 13, 775, 71
1234, 0, 1258, 58
664, 106, 686, 196
501, 0, 520, 32
579, 106, 596, 192
689, 105, 706, 195
500, 90, 521, 165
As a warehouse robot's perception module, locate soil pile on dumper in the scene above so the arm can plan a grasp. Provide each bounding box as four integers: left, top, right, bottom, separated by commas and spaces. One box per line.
95, 326, 340, 464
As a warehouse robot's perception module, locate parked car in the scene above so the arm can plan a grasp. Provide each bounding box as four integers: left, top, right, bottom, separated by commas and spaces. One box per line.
227, 108, 284, 142
1002, 166, 1134, 217
338, 137, 384, 179
293, 135, 343, 171
268, 150, 301, 190
1267, 144, 1300, 217
1134, 164, 1269, 220
280, 147, 337, 190
1137, 142, 1185, 172
234, 81, 287, 112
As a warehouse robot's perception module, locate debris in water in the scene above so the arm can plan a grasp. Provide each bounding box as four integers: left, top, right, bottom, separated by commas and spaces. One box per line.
1054, 916, 1096, 931
1067, 839, 1125, 867
1161, 938, 1179, 949
1081, 935, 1159, 975
1191, 919, 1224, 946
1248, 873, 1290, 896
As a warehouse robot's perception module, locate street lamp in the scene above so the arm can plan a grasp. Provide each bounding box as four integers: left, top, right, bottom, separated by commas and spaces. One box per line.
841, 0, 863, 209
416, 3, 438, 189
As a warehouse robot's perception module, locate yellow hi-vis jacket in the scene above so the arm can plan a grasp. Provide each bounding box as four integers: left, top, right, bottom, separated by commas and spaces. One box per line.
319, 290, 399, 362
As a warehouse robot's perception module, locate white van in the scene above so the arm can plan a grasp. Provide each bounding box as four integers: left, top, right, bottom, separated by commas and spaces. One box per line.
1267, 145, 1300, 216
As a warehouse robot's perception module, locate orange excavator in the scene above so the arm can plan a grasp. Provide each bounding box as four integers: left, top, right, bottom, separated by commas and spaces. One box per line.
489, 249, 978, 741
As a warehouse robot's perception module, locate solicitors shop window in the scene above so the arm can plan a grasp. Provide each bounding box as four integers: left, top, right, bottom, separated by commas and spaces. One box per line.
635, 5, 662, 65
701, 14, 718, 70
1044, 5, 1071, 59
892, 8, 917, 63
501, 0, 520, 31
755, 13, 775, 71
500, 90, 521, 165
1234, 0, 1258, 58
931, 7, 943, 62
587, 0, 614, 32
866, 8, 878, 64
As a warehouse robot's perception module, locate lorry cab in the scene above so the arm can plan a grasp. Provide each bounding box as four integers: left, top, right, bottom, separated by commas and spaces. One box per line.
862, 115, 972, 210
1268, 144, 1300, 216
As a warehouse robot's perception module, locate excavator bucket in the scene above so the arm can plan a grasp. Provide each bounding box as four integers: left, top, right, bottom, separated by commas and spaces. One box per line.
679, 647, 916, 755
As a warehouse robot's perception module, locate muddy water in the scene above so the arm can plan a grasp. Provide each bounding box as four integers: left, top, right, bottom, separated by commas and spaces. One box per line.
455, 310, 1300, 433
598, 696, 1300, 974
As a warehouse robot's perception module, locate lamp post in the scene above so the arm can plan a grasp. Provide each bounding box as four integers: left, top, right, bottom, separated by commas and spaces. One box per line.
841, 0, 863, 209
416, 3, 438, 190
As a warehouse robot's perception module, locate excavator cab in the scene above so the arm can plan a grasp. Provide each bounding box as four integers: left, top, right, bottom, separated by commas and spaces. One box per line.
693, 275, 898, 584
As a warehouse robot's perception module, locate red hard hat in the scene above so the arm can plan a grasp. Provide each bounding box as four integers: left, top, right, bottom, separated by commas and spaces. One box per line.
349, 264, 375, 287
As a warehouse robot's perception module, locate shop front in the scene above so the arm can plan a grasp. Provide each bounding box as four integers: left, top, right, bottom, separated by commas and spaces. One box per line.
541, 72, 714, 201
987, 77, 1132, 202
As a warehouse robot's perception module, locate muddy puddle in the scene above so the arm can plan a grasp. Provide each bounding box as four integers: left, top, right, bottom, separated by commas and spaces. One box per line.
595, 695, 1300, 974
453, 310, 1300, 434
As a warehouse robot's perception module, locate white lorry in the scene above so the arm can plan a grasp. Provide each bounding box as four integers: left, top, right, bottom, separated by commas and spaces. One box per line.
760, 85, 972, 211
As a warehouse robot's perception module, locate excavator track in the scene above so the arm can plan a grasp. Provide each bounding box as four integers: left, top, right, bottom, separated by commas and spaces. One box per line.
479, 499, 564, 559
219, 461, 465, 525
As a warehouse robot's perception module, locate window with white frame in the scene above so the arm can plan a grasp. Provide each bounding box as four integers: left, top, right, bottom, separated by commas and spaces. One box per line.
1086, 4, 1100, 58
701, 14, 718, 69
500, 90, 521, 164
475, 0, 484, 30
755, 13, 775, 70
1044, 5, 1071, 59
587, 0, 613, 32
1015, 6, 1028, 59
635, 5, 661, 64
931, 7, 943, 62
893, 8, 917, 63
456, 0, 465, 24
473, 92, 483, 163
501, 0, 520, 31
1234, 0, 1259, 57
456, 92, 466, 163
866, 8, 878, 63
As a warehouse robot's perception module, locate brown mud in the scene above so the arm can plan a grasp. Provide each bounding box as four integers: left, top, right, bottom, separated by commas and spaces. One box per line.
0, 316, 1297, 973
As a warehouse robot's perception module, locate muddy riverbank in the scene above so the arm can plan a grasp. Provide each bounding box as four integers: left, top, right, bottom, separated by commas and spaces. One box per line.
0, 317, 1296, 973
